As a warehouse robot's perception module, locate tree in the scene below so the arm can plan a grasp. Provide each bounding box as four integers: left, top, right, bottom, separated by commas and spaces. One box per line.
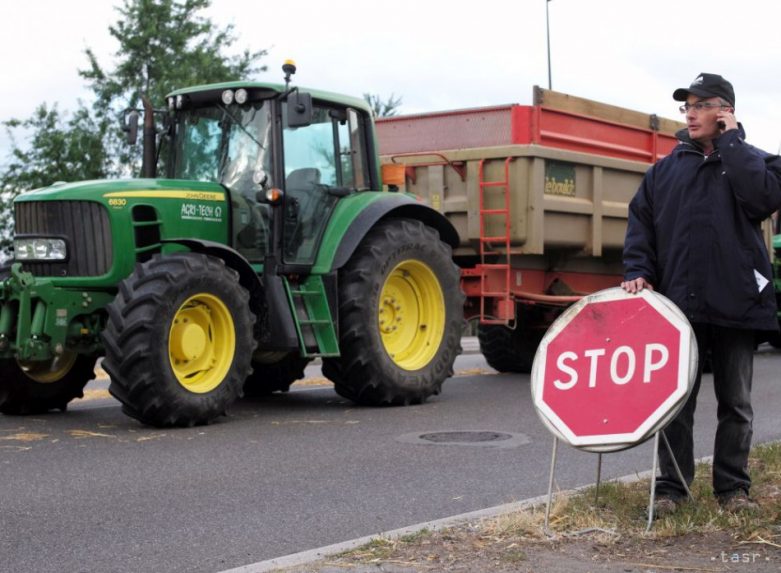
0, 0, 267, 255
363, 93, 403, 118
0, 104, 109, 253
81, 0, 267, 174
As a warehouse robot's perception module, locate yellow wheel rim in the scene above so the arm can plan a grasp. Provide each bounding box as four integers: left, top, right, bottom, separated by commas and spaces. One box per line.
379, 260, 445, 370
169, 293, 236, 394
18, 352, 78, 383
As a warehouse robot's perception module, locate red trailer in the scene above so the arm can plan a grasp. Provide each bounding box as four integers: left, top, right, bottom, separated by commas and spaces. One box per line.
377, 88, 684, 373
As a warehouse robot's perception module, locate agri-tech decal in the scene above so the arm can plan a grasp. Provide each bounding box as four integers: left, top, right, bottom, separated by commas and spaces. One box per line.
180, 202, 224, 222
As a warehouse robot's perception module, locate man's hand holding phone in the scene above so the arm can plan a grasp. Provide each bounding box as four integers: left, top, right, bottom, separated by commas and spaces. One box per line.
717, 107, 738, 132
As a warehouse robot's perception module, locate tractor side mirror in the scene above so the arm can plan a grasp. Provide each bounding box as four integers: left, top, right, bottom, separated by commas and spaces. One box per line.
287, 91, 313, 128
123, 110, 140, 145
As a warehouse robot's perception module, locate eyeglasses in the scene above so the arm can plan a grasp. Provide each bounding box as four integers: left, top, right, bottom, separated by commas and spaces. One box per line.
679, 102, 729, 114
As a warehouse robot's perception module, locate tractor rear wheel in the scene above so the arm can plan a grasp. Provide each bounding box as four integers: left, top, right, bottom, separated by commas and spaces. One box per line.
243, 352, 309, 397
323, 219, 463, 405
0, 353, 97, 415
102, 253, 255, 427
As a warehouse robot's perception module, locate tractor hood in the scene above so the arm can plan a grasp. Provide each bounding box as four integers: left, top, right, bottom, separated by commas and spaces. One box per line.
14, 178, 227, 203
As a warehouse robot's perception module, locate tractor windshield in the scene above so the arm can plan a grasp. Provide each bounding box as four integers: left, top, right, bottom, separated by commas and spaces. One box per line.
170, 100, 273, 195
169, 100, 274, 262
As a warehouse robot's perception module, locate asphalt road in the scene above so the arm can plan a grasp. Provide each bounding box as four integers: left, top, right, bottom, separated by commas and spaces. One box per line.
2, 344, 781, 573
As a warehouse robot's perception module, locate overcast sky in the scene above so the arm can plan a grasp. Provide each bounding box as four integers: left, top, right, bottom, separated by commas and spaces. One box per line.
1, 0, 780, 165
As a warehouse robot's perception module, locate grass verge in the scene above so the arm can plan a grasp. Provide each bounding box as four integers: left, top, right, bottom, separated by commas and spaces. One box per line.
322, 441, 781, 570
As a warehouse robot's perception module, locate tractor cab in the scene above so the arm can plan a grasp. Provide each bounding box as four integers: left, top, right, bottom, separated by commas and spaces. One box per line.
130, 63, 376, 270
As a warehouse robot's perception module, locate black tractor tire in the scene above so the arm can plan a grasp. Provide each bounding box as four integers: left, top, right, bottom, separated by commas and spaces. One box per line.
323, 218, 463, 406
0, 262, 96, 415
243, 352, 309, 397
0, 354, 97, 415
102, 253, 255, 427
477, 323, 543, 374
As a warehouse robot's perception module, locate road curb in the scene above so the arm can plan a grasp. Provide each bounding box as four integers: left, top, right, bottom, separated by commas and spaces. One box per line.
217, 495, 550, 573
218, 456, 706, 573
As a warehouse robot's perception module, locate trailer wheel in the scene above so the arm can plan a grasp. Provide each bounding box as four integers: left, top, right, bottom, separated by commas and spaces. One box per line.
767, 329, 781, 349
477, 323, 543, 374
0, 353, 97, 415
243, 352, 309, 397
102, 253, 255, 427
323, 218, 463, 405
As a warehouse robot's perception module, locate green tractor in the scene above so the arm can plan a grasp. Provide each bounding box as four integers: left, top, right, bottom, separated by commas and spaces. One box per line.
0, 63, 464, 427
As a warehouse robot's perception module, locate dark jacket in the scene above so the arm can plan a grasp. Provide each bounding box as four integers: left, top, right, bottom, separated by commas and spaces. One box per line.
624, 126, 781, 331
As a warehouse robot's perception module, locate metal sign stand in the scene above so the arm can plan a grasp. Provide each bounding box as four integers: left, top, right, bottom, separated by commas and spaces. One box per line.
543, 430, 695, 536
532, 288, 699, 537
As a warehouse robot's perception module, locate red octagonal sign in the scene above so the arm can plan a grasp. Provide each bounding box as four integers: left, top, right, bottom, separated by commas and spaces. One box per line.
531, 288, 697, 452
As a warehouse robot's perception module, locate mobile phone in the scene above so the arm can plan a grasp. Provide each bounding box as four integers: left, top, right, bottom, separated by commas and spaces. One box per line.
717, 120, 726, 130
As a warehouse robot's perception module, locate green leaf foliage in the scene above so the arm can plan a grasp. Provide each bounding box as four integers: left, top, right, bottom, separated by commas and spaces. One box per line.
80, 0, 267, 174
0, 104, 109, 253
81, 0, 267, 112
0, 0, 268, 254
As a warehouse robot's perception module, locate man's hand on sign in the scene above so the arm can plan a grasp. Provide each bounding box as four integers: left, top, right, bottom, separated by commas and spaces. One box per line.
620, 277, 653, 294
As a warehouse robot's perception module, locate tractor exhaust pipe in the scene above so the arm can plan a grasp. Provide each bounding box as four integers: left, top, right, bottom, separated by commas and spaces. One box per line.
141, 94, 156, 178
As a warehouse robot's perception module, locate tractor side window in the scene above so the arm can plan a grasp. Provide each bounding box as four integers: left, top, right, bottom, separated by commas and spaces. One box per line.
281, 104, 371, 265
283, 107, 338, 186
282, 105, 340, 265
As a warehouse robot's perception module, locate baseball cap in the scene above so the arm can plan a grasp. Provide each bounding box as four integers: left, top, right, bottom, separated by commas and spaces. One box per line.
673, 73, 735, 107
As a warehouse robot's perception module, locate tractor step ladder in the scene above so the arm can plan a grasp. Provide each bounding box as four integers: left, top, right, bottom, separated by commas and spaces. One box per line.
477, 157, 513, 325
283, 275, 340, 358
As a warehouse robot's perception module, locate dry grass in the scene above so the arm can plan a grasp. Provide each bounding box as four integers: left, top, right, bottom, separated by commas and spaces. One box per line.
551, 442, 781, 541
321, 442, 781, 572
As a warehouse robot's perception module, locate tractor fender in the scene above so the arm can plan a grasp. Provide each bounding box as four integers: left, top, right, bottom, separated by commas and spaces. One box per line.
160, 239, 299, 350
325, 195, 459, 272
162, 239, 262, 305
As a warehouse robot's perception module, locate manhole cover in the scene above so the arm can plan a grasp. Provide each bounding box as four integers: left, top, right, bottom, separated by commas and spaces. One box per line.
396, 430, 530, 449
419, 431, 511, 443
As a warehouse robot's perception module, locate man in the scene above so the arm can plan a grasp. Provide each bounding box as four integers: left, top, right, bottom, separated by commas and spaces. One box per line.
622, 73, 781, 515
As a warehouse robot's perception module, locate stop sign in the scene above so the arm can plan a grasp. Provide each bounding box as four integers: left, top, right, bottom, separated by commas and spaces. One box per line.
531, 288, 697, 452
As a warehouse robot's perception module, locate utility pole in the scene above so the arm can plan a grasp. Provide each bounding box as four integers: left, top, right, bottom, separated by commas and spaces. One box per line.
546, 0, 553, 90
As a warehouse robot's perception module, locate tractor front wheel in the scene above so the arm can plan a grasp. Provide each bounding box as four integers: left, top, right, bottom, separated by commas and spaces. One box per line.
323, 219, 463, 405
0, 353, 97, 415
102, 253, 255, 427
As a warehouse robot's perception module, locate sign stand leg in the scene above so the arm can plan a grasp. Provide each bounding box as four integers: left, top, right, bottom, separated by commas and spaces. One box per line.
594, 453, 603, 505
543, 436, 559, 535
645, 431, 661, 532
660, 430, 694, 501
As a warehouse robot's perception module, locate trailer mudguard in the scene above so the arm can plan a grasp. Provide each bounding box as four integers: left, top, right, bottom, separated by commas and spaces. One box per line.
311, 193, 459, 274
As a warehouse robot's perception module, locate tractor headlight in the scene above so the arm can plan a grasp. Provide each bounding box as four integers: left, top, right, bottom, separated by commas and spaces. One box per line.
14, 237, 67, 261
234, 88, 248, 105
221, 90, 234, 105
